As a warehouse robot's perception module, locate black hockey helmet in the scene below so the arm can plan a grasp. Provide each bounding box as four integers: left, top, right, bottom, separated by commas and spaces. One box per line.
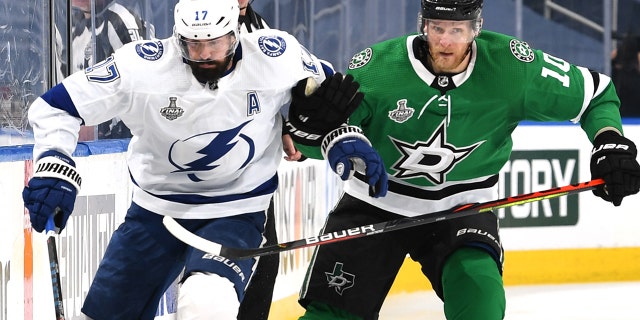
421, 0, 483, 21
418, 0, 483, 41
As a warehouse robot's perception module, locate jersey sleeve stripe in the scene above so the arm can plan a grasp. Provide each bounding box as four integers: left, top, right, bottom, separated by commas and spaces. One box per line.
571, 66, 595, 123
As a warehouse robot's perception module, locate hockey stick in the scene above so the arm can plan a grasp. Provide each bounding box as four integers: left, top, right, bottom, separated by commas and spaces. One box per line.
164, 178, 605, 260
46, 215, 65, 320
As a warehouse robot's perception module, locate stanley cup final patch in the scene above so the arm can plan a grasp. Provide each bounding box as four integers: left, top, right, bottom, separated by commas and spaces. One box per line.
388, 99, 415, 123
160, 97, 184, 120
509, 39, 535, 62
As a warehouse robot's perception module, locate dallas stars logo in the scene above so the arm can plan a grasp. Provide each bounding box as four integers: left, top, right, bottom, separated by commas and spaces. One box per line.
325, 262, 355, 295
510, 39, 535, 62
390, 120, 483, 184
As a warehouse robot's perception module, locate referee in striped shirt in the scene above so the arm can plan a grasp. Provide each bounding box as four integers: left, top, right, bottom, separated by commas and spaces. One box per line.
58, 0, 153, 140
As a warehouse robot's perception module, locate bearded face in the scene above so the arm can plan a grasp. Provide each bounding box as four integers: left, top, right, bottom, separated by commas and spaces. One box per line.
186, 54, 234, 84
177, 32, 238, 84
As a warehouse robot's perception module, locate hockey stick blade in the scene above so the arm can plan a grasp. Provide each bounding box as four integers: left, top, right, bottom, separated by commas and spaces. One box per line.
163, 179, 604, 260
46, 215, 66, 320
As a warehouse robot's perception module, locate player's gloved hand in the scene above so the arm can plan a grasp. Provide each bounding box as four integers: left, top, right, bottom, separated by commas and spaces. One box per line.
22, 150, 82, 233
590, 130, 640, 206
286, 73, 364, 146
325, 136, 388, 198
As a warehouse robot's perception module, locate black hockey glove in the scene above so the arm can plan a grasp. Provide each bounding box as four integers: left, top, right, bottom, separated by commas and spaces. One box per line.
286, 73, 364, 146
590, 131, 640, 206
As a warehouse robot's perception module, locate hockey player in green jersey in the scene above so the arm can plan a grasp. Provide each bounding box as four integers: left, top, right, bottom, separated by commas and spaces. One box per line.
285, 0, 640, 319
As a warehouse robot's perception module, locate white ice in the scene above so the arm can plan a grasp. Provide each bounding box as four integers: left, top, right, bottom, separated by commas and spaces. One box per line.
379, 281, 640, 319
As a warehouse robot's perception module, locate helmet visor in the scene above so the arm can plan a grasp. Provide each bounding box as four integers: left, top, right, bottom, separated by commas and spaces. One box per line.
418, 16, 481, 43
176, 30, 238, 63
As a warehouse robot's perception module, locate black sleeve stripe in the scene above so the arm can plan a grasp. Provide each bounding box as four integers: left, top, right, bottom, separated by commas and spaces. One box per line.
588, 69, 601, 97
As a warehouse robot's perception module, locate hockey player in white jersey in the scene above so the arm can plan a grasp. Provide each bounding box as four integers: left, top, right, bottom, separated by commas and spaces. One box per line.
21, 0, 371, 318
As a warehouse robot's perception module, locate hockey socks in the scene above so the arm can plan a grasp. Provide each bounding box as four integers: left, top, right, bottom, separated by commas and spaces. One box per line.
442, 247, 506, 320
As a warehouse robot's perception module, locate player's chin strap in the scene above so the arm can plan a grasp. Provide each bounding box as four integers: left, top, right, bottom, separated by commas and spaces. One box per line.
320, 125, 372, 179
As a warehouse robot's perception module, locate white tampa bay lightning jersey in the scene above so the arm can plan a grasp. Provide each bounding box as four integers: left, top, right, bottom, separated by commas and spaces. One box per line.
28, 28, 331, 219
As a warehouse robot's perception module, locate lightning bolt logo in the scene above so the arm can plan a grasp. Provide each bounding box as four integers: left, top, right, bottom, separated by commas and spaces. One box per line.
258, 35, 287, 57
135, 40, 164, 61
168, 120, 255, 182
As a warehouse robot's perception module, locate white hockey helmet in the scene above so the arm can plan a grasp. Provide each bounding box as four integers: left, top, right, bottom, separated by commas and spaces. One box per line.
173, 0, 240, 61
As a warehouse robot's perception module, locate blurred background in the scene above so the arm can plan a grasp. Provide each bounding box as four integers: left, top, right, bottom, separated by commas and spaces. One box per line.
1, 0, 639, 146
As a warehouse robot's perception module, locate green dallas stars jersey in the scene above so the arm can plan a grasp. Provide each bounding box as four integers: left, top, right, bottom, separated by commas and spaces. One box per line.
298, 30, 623, 217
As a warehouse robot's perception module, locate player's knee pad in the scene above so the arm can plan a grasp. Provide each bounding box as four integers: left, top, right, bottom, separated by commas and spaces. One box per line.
177, 272, 240, 320
442, 247, 506, 320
